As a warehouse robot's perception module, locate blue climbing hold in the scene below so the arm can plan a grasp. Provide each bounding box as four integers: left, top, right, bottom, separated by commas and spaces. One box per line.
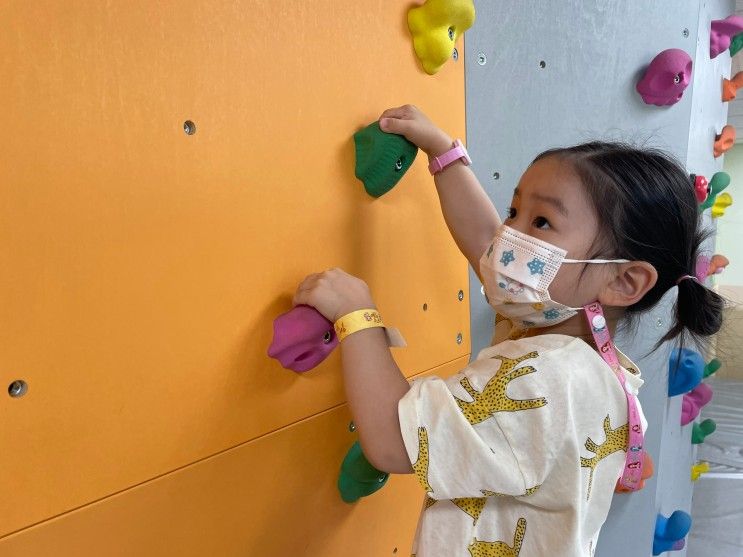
653, 511, 692, 555
668, 348, 704, 397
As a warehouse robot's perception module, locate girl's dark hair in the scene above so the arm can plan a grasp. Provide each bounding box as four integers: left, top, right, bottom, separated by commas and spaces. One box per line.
533, 141, 725, 349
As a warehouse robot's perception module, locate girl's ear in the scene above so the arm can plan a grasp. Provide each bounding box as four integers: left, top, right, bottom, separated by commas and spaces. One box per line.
598, 261, 658, 307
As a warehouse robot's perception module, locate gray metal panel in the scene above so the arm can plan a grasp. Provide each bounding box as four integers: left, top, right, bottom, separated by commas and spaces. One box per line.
465, 1, 732, 555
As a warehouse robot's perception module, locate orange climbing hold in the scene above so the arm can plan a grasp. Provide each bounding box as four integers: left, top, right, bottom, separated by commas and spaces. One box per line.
615, 451, 654, 493
707, 254, 730, 276
714, 125, 736, 157
722, 71, 743, 101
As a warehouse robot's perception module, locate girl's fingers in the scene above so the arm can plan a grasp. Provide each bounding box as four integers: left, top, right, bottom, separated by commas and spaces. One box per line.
379, 105, 415, 121
380, 117, 412, 135
292, 273, 319, 305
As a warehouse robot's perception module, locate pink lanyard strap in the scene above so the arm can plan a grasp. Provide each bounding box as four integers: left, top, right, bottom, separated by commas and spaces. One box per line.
583, 302, 644, 490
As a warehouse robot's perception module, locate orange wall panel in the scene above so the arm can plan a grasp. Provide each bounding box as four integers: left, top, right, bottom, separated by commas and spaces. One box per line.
0, 358, 468, 556
0, 0, 468, 537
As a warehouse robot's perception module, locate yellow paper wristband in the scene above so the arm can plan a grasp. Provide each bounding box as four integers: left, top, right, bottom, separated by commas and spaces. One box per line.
334, 309, 385, 342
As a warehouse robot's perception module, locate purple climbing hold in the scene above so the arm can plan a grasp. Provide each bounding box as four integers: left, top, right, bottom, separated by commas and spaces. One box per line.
267, 304, 338, 373
636, 49, 692, 106
711, 15, 743, 58
681, 383, 713, 426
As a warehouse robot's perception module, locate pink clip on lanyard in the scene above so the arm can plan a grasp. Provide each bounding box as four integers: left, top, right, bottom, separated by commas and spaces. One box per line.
583, 302, 644, 490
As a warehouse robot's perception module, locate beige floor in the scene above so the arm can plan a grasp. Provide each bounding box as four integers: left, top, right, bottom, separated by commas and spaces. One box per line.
714, 285, 743, 380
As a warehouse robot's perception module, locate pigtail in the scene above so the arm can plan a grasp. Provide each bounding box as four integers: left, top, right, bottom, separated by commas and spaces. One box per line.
661, 278, 725, 346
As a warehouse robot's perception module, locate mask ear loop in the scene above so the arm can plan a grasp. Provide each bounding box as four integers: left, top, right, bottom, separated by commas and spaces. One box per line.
563, 258, 631, 264
583, 302, 645, 491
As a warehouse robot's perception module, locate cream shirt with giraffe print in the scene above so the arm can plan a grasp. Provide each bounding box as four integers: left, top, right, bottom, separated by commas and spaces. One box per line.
398, 334, 647, 557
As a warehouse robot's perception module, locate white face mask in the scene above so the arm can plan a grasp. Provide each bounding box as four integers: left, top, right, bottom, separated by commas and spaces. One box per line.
479, 225, 629, 329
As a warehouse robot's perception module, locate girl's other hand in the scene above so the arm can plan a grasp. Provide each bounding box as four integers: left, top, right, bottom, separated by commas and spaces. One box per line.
378, 105, 453, 157
293, 268, 376, 323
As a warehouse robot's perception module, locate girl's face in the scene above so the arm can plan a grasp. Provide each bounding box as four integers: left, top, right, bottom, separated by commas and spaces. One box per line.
504, 156, 615, 309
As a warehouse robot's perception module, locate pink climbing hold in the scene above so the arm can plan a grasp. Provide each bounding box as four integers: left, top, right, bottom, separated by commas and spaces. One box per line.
681, 383, 713, 426
267, 304, 338, 373
710, 15, 743, 58
695, 255, 711, 281
636, 49, 692, 106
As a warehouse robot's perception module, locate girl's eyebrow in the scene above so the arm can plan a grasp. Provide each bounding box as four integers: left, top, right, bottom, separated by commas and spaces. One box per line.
513, 187, 568, 217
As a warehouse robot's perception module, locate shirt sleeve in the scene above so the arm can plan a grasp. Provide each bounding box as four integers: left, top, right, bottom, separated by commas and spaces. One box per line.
397, 349, 567, 500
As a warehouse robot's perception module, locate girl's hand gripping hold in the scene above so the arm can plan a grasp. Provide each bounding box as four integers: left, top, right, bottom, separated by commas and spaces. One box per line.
379, 104, 453, 157
293, 268, 376, 323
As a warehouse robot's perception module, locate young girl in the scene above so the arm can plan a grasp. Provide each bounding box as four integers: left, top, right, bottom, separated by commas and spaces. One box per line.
292, 105, 725, 556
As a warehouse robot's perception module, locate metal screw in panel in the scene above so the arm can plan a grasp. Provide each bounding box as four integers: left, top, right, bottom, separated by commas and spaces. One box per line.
323, 331, 333, 344
656, 318, 663, 328
477, 52, 487, 65
8, 380, 28, 398
448, 27, 455, 41
452, 48, 459, 61
456, 332, 463, 345
683, 28, 690, 38
423, 303, 428, 311
539, 60, 546, 69
349, 421, 356, 432
458, 290, 464, 301
183, 120, 196, 135
493, 171, 500, 180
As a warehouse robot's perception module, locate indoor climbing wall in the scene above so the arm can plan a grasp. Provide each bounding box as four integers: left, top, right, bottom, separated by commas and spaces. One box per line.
465, 1, 734, 555
0, 2, 470, 555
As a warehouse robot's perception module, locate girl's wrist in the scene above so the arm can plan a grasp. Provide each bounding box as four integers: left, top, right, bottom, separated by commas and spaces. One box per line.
425, 133, 454, 158
333, 302, 377, 323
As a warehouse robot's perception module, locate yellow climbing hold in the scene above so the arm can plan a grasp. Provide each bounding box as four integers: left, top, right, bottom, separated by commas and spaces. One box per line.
691, 461, 710, 481
711, 192, 733, 218
407, 0, 476, 75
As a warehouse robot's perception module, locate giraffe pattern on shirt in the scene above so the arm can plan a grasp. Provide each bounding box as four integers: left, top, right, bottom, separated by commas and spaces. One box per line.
468, 517, 527, 557
481, 485, 541, 498
455, 351, 546, 425
412, 427, 433, 494
580, 415, 628, 500
452, 497, 488, 524
423, 485, 540, 526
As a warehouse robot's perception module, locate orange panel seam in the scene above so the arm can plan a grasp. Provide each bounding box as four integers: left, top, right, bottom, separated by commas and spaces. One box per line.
0, 353, 470, 540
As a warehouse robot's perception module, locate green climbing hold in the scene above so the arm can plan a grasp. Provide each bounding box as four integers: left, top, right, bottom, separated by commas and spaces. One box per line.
692, 418, 717, 444
704, 358, 722, 379
700, 172, 731, 211
731, 32, 743, 57
354, 121, 418, 198
337, 440, 389, 503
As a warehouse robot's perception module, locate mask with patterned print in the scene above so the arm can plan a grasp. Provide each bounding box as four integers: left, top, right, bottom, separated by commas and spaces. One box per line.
479, 225, 629, 329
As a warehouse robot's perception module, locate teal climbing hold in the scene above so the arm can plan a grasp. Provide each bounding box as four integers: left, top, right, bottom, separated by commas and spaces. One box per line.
692, 419, 717, 444
700, 172, 731, 211
704, 358, 722, 379
731, 32, 743, 56
337, 440, 389, 503
354, 121, 418, 198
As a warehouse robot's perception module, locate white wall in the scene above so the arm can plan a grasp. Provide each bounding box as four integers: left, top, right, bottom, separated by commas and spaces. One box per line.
718, 143, 743, 286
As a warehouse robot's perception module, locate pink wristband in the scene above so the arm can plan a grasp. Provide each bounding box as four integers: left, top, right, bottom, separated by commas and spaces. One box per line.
428, 139, 471, 175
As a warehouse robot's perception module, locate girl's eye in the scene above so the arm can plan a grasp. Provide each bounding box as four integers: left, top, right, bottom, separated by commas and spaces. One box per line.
507, 207, 517, 219
533, 216, 550, 229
